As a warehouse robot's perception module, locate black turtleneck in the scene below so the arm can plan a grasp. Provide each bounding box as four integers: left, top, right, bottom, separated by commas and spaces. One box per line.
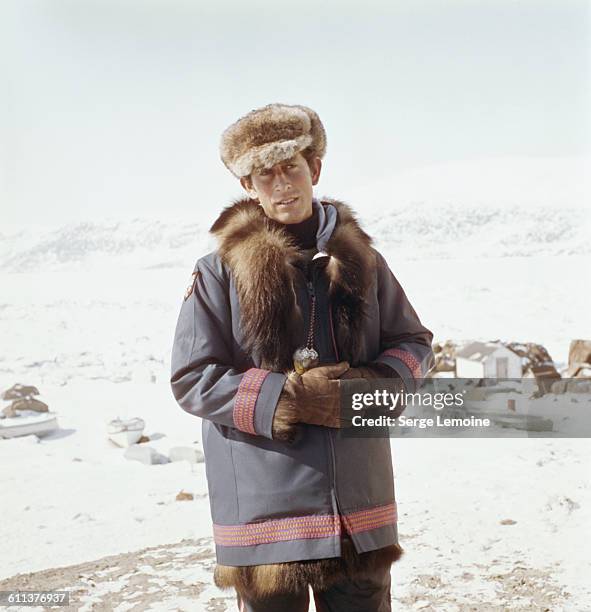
279, 207, 319, 250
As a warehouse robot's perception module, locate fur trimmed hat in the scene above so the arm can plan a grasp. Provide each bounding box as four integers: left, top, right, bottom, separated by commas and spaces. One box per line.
220, 103, 327, 178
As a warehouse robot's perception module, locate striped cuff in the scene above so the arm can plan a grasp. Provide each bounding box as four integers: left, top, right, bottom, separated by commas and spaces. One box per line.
233, 368, 271, 435
375, 348, 425, 391
381, 348, 422, 378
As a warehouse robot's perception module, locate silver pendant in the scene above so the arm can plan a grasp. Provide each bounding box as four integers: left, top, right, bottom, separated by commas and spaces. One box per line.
293, 346, 319, 374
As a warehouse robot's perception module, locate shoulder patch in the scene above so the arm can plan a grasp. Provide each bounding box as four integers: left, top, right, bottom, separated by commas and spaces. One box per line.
184, 270, 200, 301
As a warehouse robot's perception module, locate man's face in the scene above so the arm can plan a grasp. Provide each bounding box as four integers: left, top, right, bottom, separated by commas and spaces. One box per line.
240, 152, 322, 224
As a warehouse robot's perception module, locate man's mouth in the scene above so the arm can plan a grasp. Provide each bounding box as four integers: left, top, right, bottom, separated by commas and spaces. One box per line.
275, 197, 299, 206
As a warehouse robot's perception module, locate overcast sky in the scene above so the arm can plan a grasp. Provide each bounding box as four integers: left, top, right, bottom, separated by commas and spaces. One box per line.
1, 0, 589, 227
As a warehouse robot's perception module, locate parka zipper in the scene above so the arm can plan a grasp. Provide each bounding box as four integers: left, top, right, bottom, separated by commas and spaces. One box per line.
306, 263, 343, 530
326, 427, 342, 515
313, 272, 343, 526
328, 300, 340, 362
307, 262, 340, 363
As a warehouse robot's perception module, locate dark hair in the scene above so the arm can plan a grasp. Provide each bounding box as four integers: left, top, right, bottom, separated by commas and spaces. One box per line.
300, 146, 319, 166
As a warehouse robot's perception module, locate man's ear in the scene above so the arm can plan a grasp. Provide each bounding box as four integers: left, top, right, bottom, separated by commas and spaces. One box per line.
310, 157, 322, 186
239, 176, 258, 200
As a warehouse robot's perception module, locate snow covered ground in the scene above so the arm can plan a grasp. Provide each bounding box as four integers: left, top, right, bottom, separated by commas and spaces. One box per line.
0, 383, 589, 610
1, 182, 590, 609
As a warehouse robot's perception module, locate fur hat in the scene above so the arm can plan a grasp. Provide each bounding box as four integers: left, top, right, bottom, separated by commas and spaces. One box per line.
220, 103, 327, 178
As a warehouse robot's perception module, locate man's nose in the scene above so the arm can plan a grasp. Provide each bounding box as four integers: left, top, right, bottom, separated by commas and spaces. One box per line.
273, 168, 291, 190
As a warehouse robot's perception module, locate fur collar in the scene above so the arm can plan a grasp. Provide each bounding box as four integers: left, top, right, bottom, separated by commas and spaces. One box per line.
210, 197, 375, 371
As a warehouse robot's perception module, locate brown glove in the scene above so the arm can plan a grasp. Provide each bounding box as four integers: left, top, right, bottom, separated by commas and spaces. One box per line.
340, 362, 407, 420
339, 362, 397, 380
272, 362, 350, 441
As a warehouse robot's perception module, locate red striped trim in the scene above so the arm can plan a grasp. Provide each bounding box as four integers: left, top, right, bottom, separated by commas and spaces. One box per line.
341, 502, 397, 535
233, 368, 270, 435
381, 348, 422, 379
213, 514, 341, 547
213, 502, 397, 547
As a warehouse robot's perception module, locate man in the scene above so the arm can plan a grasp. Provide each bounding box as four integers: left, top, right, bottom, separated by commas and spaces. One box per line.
170, 103, 434, 611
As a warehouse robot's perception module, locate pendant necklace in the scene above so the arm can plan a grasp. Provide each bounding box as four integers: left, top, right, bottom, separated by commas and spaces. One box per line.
292, 280, 320, 374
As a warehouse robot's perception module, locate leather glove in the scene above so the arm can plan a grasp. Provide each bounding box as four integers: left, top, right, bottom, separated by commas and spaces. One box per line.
340, 362, 407, 420
272, 362, 350, 441
339, 362, 397, 380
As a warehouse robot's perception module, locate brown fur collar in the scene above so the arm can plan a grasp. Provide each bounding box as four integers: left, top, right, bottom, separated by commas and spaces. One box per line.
210, 197, 375, 371
214, 541, 403, 599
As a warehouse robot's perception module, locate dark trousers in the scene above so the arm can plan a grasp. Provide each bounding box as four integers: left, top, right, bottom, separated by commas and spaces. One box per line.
236, 564, 392, 612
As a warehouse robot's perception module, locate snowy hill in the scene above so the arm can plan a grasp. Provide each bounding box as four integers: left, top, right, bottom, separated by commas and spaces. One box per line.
0, 218, 212, 273
2, 157, 588, 271
0, 205, 588, 273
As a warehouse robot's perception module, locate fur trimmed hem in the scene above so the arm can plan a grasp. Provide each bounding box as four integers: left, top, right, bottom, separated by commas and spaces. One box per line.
213, 540, 403, 599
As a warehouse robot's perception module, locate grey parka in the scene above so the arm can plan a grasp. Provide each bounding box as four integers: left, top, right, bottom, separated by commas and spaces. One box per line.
170, 198, 434, 566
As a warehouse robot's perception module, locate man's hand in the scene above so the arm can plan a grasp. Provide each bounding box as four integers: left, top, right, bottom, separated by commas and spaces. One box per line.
339, 362, 407, 421
272, 362, 350, 440
339, 362, 397, 380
